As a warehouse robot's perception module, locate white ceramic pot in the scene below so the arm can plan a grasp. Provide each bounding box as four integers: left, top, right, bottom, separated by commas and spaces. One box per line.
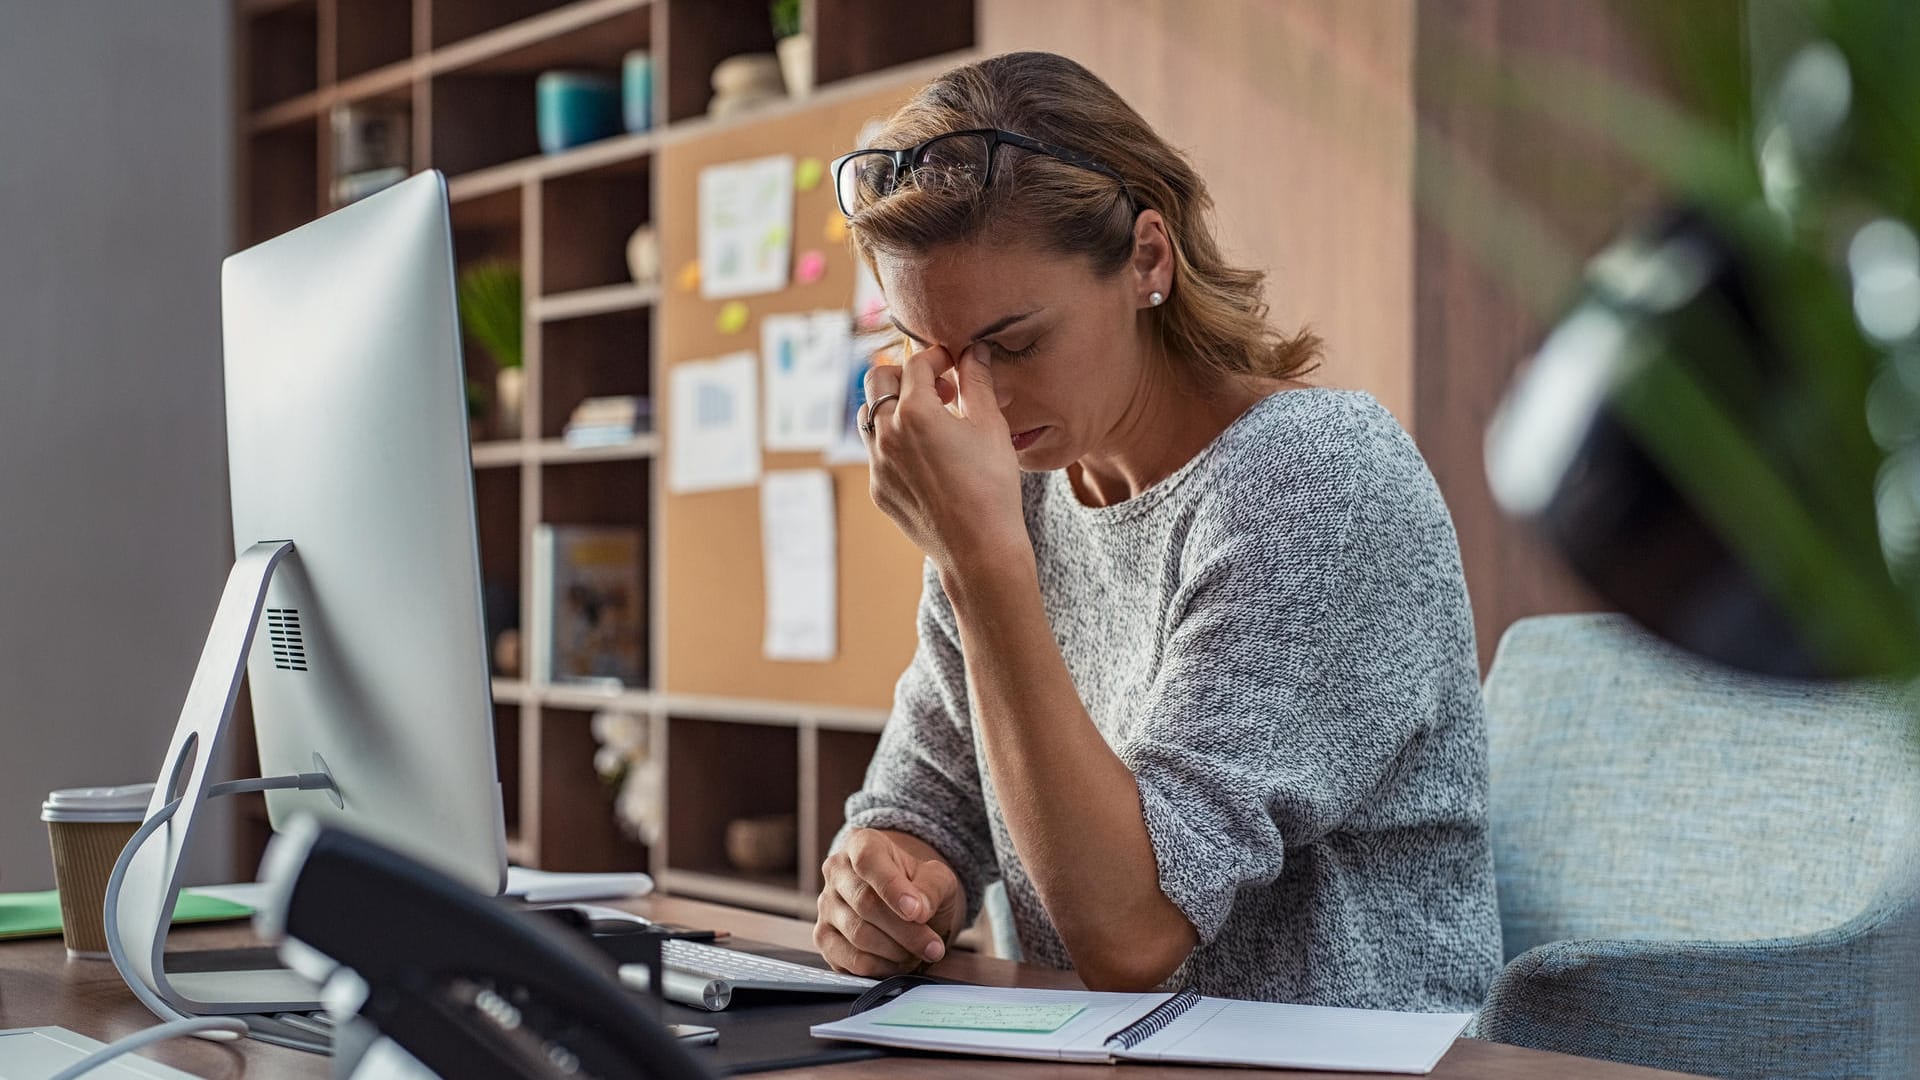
494, 366, 525, 438
776, 33, 813, 98
625, 224, 659, 286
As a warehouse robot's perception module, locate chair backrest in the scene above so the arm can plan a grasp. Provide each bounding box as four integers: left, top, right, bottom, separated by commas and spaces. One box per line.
1484, 613, 1918, 961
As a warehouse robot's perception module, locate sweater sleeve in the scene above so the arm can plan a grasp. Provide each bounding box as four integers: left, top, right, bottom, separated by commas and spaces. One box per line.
841, 561, 998, 923
1119, 417, 1467, 944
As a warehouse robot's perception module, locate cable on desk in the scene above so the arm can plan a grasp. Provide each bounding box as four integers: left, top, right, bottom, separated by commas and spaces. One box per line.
101, 775, 339, 1056
44, 1016, 248, 1080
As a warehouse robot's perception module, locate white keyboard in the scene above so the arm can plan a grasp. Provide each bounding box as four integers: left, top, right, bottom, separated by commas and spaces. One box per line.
618, 940, 877, 1011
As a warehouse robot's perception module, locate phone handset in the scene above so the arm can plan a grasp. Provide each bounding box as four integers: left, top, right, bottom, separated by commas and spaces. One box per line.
257, 816, 713, 1080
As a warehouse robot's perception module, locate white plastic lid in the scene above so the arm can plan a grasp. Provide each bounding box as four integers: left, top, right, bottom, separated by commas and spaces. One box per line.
41, 782, 154, 823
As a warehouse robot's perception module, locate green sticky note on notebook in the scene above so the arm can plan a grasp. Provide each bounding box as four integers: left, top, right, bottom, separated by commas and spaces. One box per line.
875, 1000, 1086, 1034
0, 890, 252, 940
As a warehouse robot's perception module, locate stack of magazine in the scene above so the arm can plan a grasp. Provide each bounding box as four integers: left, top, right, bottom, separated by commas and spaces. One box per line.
563, 395, 651, 449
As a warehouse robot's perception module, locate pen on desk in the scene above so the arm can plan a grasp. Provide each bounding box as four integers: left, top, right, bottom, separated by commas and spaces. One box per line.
668, 1024, 720, 1046
644, 921, 725, 942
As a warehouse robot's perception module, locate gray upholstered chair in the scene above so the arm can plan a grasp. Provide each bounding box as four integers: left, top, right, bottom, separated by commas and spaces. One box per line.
1476, 613, 1919, 1079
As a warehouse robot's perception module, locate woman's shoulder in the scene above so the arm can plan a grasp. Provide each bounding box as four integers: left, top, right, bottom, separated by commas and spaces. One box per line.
1217, 386, 1401, 459
1183, 388, 1462, 615
1016, 387, 1438, 549
1200, 387, 1428, 529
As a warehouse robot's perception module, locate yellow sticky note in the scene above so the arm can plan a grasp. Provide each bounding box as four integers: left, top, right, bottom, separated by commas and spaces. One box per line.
716, 300, 750, 334
676, 260, 701, 292
824, 213, 848, 243
795, 157, 825, 192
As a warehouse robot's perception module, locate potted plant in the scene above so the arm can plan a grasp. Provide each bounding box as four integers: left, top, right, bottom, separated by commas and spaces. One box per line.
457, 260, 524, 440
771, 0, 811, 98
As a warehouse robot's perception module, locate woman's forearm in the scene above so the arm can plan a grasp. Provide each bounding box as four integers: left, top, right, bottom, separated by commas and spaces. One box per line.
938, 555, 1197, 989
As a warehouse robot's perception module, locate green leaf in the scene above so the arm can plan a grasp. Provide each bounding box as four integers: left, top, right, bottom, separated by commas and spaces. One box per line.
1423, 33, 1762, 209
770, 0, 801, 40
457, 260, 523, 371
1612, 343, 1920, 675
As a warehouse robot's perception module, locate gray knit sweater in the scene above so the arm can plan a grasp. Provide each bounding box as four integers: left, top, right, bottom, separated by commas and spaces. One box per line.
844, 388, 1501, 1011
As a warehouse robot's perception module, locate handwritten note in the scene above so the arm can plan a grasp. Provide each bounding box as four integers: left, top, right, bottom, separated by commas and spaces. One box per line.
699, 155, 795, 299
668, 353, 760, 493
763, 309, 852, 451
874, 1001, 1088, 1034
761, 469, 836, 661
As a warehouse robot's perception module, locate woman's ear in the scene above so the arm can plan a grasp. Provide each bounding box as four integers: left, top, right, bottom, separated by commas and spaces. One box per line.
1130, 209, 1173, 306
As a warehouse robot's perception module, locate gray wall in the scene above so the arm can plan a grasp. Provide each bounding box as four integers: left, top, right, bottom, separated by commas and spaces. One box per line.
0, 1, 233, 889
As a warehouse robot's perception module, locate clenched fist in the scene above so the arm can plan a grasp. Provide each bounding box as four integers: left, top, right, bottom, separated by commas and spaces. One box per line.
814, 828, 966, 977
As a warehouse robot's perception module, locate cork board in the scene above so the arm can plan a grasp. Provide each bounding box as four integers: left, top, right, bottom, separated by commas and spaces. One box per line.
658, 79, 929, 707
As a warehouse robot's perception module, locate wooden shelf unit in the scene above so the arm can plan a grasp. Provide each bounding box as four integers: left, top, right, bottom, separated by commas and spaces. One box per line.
234, 0, 974, 914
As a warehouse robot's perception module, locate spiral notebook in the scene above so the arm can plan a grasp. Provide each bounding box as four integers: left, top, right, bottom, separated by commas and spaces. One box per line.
811, 984, 1472, 1073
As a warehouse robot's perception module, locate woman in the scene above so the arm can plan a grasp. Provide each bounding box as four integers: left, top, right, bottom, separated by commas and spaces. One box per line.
815, 51, 1500, 1011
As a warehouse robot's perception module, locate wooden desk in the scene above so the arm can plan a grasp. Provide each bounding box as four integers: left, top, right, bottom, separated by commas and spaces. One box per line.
0, 895, 1704, 1079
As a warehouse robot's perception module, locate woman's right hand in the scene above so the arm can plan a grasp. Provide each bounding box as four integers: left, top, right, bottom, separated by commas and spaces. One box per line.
814, 828, 965, 977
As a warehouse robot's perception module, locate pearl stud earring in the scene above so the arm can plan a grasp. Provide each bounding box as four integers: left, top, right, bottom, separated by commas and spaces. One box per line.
1149, 291, 1164, 306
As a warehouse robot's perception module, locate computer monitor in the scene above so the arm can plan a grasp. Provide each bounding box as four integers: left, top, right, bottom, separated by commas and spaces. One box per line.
111, 170, 506, 1016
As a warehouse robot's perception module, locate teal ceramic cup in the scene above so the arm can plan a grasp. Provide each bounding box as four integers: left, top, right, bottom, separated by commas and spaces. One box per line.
536, 70, 621, 155
623, 51, 655, 134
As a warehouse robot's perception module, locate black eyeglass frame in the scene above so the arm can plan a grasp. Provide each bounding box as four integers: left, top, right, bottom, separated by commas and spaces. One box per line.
830, 128, 1134, 218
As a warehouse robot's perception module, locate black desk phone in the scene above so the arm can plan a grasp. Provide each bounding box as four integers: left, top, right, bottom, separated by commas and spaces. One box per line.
257, 818, 715, 1079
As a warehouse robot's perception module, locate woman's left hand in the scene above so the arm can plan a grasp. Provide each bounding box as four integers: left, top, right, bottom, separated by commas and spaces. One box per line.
862, 343, 1028, 577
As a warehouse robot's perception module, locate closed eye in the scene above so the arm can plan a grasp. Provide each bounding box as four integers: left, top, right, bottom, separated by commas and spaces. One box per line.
989, 339, 1040, 362
889, 327, 1040, 363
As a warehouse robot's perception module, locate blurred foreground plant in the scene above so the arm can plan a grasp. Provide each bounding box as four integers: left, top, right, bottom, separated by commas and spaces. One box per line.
1468, 0, 1920, 678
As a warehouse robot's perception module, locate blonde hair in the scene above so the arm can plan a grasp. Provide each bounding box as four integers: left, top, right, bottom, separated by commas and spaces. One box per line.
848, 51, 1320, 384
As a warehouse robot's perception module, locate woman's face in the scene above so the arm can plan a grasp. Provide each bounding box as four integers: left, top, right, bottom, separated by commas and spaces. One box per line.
875, 239, 1152, 473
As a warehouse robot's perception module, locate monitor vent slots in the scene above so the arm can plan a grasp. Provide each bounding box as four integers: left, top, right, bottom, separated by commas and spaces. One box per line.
266, 607, 308, 671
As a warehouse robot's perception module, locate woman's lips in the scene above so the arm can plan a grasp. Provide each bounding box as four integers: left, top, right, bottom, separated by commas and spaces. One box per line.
1010, 426, 1046, 451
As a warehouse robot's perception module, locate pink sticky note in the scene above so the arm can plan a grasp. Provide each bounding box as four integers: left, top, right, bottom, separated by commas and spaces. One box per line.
796, 250, 828, 284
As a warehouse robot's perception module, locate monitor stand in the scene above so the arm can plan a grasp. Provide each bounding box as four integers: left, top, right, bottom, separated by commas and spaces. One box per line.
108, 540, 341, 1016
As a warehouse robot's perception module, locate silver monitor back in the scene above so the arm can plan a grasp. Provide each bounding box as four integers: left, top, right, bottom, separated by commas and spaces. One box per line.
221, 170, 505, 896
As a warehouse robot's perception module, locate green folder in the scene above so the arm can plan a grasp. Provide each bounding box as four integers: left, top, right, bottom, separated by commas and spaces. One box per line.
0, 889, 252, 941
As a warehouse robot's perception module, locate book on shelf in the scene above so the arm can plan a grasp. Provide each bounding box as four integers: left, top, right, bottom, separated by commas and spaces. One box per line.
529, 525, 645, 687
562, 395, 652, 448
562, 424, 644, 449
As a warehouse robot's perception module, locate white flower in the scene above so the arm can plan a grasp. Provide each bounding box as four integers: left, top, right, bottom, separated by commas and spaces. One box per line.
591, 709, 649, 752
591, 708, 658, 841
615, 758, 663, 846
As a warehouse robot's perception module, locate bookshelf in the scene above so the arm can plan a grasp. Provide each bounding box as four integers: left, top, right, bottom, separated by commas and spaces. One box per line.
233, 0, 973, 914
